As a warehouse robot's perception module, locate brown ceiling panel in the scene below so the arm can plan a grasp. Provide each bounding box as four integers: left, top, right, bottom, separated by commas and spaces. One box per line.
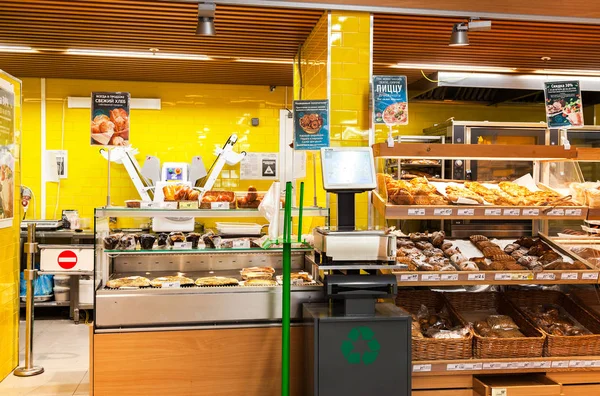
0, 1, 323, 85
373, 14, 600, 83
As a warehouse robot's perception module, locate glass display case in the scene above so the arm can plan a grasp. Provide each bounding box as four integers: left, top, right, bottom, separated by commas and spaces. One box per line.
93, 207, 326, 332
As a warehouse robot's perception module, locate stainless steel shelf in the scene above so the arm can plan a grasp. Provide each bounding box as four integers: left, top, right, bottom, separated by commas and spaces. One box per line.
95, 206, 329, 218
104, 247, 313, 255
20, 301, 70, 308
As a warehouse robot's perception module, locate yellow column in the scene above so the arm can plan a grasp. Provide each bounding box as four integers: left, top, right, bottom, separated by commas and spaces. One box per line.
329, 11, 372, 229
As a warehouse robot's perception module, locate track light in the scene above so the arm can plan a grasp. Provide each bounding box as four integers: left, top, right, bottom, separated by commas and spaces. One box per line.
196, 3, 216, 36
449, 23, 469, 46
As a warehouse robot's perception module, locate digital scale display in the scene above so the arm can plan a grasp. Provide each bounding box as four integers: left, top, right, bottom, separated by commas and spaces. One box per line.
165, 167, 184, 181
321, 147, 376, 191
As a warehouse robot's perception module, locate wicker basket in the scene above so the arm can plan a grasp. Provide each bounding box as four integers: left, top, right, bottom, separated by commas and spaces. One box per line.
505, 290, 600, 357
443, 292, 545, 359
396, 290, 472, 361
569, 288, 600, 321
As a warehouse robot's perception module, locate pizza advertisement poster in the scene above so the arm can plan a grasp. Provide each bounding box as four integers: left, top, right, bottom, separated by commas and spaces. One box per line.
91, 92, 131, 147
544, 80, 584, 128
372, 75, 408, 126
293, 100, 329, 151
0, 83, 15, 228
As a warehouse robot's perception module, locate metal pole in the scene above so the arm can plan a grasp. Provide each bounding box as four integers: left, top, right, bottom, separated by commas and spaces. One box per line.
298, 182, 304, 242
281, 181, 292, 396
14, 223, 44, 377
312, 151, 317, 207
106, 148, 112, 207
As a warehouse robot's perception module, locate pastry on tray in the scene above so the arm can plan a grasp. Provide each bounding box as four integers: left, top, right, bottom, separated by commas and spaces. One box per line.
195, 276, 239, 287
106, 276, 151, 288
244, 279, 277, 286
445, 186, 484, 204
150, 275, 194, 287
240, 266, 275, 280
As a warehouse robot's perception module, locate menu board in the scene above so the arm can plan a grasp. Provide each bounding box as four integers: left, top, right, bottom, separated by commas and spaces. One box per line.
91, 92, 131, 146
544, 81, 584, 128
0, 83, 15, 228
293, 100, 329, 150
372, 75, 408, 126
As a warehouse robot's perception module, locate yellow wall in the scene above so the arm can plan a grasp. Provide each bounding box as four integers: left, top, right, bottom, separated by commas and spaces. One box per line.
0, 71, 21, 380
21, 79, 293, 224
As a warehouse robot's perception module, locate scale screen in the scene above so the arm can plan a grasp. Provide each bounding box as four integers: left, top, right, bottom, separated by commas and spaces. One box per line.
165, 166, 184, 181
321, 147, 376, 191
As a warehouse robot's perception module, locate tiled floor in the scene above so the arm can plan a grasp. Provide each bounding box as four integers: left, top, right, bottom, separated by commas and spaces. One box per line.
0, 319, 89, 396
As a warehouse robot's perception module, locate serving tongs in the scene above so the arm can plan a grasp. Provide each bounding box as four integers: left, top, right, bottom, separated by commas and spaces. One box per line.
541, 195, 574, 214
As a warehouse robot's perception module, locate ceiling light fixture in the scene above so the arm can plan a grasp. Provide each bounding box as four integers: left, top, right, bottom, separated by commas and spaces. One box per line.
236, 58, 293, 64
65, 49, 210, 61
196, 2, 216, 36
390, 63, 516, 73
449, 19, 492, 47
0, 45, 37, 53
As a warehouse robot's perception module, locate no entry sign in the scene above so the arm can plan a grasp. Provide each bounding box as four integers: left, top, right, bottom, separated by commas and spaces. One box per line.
57, 250, 78, 270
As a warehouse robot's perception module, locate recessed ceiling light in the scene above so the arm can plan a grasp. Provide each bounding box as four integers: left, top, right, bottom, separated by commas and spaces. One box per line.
0, 45, 37, 53
541, 56, 552, 61
65, 49, 211, 61
390, 63, 516, 73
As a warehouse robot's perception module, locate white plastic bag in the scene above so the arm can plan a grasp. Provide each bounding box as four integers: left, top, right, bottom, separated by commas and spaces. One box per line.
258, 182, 281, 240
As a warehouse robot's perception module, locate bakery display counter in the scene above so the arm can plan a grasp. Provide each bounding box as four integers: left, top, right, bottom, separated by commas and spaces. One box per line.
95, 206, 329, 219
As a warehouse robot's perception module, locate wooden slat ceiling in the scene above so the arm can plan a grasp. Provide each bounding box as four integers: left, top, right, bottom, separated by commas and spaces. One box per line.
373, 14, 600, 84
0, 0, 323, 86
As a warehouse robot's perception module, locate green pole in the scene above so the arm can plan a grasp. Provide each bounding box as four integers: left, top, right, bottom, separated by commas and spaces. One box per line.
298, 182, 305, 243
282, 181, 293, 396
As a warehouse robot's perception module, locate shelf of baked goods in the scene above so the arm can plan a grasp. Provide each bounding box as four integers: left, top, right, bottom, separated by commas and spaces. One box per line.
95, 206, 329, 218
385, 232, 600, 286
412, 356, 600, 375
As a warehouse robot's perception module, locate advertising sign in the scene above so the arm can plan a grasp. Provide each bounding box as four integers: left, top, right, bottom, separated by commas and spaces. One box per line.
240, 152, 279, 180
293, 100, 329, 150
91, 92, 131, 146
544, 81, 584, 128
372, 75, 408, 126
0, 83, 15, 229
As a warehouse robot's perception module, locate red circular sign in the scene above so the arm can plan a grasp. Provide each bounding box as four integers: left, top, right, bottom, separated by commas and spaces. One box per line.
57, 250, 78, 270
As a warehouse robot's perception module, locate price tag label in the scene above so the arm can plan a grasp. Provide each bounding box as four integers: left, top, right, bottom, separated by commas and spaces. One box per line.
232, 239, 251, 249
457, 208, 475, 216
434, 208, 453, 216
495, 273, 511, 281
551, 361, 570, 368
514, 361, 533, 369
421, 274, 441, 282
446, 363, 482, 371
408, 208, 426, 216
591, 360, 600, 367
160, 202, 179, 209
211, 202, 230, 210
485, 209, 502, 216
569, 360, 590, 368
173, 242, 192, 249
503, 209, 520, 216
492, 389, 507, 396
141, 201, 162, 209
468, 273, 486, 281
512, 273, 534, 281
400, 274, 419, 282
561, 273, 578, 280
161, 281, 180, 289
532, 361, 552, 369
547, 209, 565, 216
483, 362, 504, 370
583, 273, 599, 280
441, 274, 459, 281
566, 209, 583, 216
522, 209, 540, 216
537, 273, 556, 280
413, 364, 432, 373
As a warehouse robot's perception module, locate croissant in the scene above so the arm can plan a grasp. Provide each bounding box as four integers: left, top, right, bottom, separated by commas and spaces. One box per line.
163, 184, 177, 201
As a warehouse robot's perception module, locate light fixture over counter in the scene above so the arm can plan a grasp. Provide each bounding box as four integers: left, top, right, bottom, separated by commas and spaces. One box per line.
449, 19, 492, 47
65, 49, 211, 61
197, 2, 216, 36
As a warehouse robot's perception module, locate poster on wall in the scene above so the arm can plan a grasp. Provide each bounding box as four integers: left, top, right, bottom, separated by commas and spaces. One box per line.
293, 100, 329, 150
544, 81, 584, 128
240, 152, 279, 180
91, 92, 131, 146
372, 75, 408, 126
0, 83, 15, 229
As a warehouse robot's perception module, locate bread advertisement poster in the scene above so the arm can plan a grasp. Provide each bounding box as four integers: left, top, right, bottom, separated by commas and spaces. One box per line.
91, 92, 130, 146
0, 84, 15, 228
544, 81, 584, 128
293, 100, 329, 150
372, 75, 408, 126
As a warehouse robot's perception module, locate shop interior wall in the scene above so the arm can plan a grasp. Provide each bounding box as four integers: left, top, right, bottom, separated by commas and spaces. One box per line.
0, 72, 21, 381
20, 78, 293, 228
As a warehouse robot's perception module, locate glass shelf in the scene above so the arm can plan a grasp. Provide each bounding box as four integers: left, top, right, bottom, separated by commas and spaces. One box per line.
104, 247, 314, 255
95, 206, 329, 218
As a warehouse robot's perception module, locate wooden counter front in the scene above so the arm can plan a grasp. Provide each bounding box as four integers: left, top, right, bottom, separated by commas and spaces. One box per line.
93, 326, 306, 396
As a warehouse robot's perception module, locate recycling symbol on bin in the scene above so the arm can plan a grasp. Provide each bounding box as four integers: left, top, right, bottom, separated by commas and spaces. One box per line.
340, 326, 380, 365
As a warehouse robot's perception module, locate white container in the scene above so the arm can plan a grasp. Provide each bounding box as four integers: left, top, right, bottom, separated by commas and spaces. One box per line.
54, 275, 71, 287
79, 279, 94, 305
53, 286, 70, 302
215, 222, 264, 236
